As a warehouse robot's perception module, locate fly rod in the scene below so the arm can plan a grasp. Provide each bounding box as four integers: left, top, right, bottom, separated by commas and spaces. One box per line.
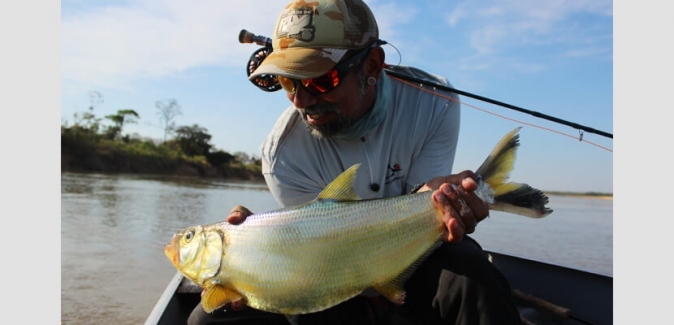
239, 29, 613, 140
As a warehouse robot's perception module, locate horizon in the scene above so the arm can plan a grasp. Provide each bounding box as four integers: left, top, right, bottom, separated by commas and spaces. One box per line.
60, 0, 613, 193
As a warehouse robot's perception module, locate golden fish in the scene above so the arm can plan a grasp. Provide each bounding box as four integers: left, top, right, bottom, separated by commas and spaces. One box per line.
164, 127, 552, 318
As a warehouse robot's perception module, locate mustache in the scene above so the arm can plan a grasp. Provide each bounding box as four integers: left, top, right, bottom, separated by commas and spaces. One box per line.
298, 103, 355, 139
299, 103, 338, 117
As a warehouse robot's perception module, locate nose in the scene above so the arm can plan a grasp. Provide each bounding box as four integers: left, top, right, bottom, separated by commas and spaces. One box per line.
289, 86, 318, 109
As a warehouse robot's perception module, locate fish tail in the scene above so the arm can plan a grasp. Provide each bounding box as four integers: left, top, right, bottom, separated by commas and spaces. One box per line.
475, 127, 553, 218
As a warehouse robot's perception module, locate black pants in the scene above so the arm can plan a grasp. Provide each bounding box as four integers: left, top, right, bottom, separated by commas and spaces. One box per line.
187, 237, 521, 325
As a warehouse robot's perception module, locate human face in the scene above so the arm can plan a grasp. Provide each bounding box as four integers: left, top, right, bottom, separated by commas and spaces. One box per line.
287, 52, 374, 139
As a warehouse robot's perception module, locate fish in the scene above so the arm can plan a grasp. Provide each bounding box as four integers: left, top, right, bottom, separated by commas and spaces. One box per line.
164, 127, 552, 319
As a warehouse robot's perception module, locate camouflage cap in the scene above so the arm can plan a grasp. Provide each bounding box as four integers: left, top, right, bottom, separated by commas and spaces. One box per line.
249, 0, 379, 80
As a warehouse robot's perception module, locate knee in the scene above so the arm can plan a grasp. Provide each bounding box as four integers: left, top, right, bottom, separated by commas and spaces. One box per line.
187, 305, 209, 325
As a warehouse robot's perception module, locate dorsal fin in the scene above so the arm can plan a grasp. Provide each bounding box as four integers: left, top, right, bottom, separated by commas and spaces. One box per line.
316, 164, 362, 201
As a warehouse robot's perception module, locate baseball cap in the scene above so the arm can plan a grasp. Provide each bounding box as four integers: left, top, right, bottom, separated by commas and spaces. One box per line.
248, 0, 379, 81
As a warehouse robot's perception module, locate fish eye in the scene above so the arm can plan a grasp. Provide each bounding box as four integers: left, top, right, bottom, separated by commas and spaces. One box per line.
184, 229, 195, 242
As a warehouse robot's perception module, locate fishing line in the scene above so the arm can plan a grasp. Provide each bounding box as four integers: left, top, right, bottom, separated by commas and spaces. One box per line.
238, 29, 613, 151
384, 66, 613, 140
387, 74, 613, 153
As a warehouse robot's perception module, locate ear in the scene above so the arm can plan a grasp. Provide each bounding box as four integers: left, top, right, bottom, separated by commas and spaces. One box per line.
365, 46, 385, 77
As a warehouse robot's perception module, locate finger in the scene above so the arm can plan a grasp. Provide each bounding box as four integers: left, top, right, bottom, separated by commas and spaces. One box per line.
440, 218, 465, 242
463, 194, 489, 223
433, 188, 466, 241
458, 179, 490, 223
441, 184, 477, 233
227, 204, 252, 224
427, 170, 472, 190
461, 176, 478, 192
447, 218, 464, 242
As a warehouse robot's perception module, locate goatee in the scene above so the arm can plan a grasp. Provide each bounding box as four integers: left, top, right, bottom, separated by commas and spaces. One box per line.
299, 103, 355, 139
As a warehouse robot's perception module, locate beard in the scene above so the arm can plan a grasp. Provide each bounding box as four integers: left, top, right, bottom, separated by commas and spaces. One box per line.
298, 102, 356, 139
298, 74, 368, 139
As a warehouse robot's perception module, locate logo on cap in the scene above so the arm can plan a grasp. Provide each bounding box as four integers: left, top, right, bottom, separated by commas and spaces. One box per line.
277, 7, 316, 42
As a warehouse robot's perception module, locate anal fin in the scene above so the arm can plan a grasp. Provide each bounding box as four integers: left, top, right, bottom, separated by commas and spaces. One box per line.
374, 244, 442, 305
372, 280, 406, 305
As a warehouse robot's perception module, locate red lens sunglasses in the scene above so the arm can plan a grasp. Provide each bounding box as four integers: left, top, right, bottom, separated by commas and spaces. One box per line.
278, 45, 375, 95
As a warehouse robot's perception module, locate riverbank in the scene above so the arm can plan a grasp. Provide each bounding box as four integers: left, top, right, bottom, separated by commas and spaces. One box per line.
61, 151, 264, 181
61, 130, 265, 182
545, 191, 613, 200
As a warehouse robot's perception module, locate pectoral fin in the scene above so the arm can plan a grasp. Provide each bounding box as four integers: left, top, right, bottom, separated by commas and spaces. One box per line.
201, 285, 244, 313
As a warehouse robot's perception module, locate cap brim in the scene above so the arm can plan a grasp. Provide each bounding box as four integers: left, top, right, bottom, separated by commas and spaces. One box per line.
248, 47, 348, 80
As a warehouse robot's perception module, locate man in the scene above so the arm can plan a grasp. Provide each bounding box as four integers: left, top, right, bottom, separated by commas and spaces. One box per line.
189, 0, 521, 324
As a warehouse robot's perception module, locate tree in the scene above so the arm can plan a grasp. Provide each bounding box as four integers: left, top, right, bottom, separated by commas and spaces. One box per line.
85, 91, 104, 130
156, 99, 182, 142
207, 150, 235, 167
173, 124, 212, 156
73, 91, 104, 135
104, 109, 140, 140
65, 91, 104, 144
234, 151, 252, 165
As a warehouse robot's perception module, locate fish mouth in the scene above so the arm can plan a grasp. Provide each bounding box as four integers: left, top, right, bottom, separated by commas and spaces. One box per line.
164, 242, 180, 267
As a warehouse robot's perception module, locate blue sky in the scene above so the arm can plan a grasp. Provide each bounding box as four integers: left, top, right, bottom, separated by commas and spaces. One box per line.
60, 0, 613, 193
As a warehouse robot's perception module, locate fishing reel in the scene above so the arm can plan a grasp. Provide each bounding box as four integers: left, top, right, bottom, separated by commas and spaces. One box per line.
240, 29, 282, 92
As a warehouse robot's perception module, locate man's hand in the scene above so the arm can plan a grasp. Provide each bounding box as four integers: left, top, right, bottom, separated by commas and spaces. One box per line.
419, 170, 490, 242
227, 204, 253, 224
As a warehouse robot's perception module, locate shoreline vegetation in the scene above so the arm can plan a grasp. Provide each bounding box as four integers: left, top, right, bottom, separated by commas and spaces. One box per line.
60, 128, 612, 198
61, 121, 265, 182
61, 112, 612, 198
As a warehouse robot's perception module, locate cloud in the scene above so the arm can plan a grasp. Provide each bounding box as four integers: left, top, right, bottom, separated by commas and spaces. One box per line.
61, 0, 426, 95
62, 0, 288, 92
61, 0, 612, 94
446, 7, 467, 27
364, 0, 418, 50
446, 0, 612, 57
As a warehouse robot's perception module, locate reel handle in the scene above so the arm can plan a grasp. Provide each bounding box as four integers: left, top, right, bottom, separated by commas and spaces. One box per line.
239, 29, 272, 48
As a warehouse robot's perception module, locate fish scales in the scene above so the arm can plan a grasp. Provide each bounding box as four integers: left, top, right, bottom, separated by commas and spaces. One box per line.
164, 127, 553, 317
220, 192, 440, 314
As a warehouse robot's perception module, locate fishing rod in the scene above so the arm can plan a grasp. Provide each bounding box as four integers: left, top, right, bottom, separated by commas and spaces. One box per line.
239, 29, 613, 140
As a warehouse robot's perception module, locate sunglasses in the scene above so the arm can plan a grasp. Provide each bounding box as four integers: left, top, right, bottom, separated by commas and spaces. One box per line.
278, 45, 373, 95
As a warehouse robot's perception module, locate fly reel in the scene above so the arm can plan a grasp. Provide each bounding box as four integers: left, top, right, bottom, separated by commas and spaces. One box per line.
246, 47, 281, 92
240, 29, 281, 92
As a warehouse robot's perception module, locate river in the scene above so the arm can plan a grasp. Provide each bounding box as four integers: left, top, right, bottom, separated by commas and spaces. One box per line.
60, 172, 612, 325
